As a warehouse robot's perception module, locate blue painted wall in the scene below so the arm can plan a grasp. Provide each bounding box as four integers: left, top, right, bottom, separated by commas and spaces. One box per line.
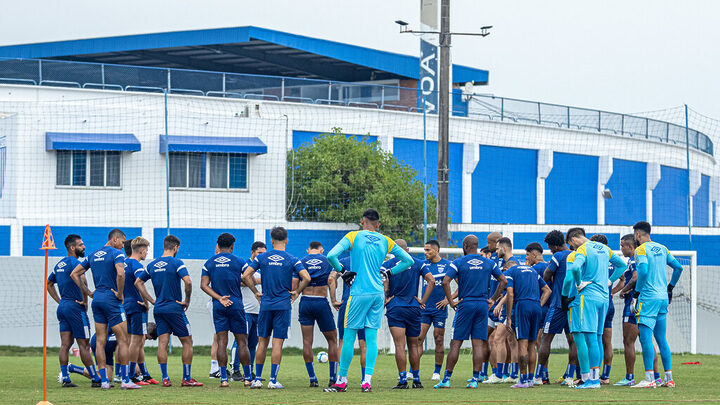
472, 146, 537, 224
0, 225, 10, 256
653, 165, 688, 226
24, 226, 142, 257
152, 228, 254, 260
292, 130, 377, 150
264, 228, 351, 259
651, 234, 720, 266
393, 138, 464, 222
693, 175, 710, 227
605, 159, 646, 225
546, 152, 598, 224
513, 232, 549, 251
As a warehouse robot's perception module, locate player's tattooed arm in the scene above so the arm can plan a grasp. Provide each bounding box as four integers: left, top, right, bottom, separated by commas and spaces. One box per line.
539, 284, 552, 307
489, 273, 507, 306
70, 263, 93, 298
611, 275, 625, 295
47, 279, 61, 304
112, 262, 125, 301
291, 268, 311, 303
201, 275, 231, 307
417, 272, 435, 309
134, 277, 155, 305
242, 266, 262, 302
620, 272, 637, 298
328, 272, 341, 309
177, 275, 191, 310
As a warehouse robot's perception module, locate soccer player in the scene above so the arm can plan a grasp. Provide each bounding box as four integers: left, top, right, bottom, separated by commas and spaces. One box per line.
324, 209, 414, 393
122, 237, 157, 385
200, 233, 253, 387
537, 230, 578, 386
630, 221, 684, 388
70, 228, 136, 389
434, 234, 506, 389
504, 262, 552, 388
524, 242, 549, 384
562, 227, 626, 389
229, 241, 266, 382
135, 235, 202, 387
589, 234, 615, 384
47, 234, 100, 387
328, 256, 368, 383
417, 239, 452, 382
297, 241, 339, 387
242, 227, 311, 389
382, 239, 434, 389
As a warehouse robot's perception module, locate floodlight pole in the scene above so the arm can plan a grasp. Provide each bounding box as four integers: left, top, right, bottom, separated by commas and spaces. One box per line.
437, 0, 450, 247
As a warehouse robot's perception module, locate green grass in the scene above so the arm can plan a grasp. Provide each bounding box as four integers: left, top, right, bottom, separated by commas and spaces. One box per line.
2, 350, 718, 404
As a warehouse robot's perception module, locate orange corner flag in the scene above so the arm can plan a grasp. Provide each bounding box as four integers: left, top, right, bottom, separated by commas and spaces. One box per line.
41, 225, 56, 250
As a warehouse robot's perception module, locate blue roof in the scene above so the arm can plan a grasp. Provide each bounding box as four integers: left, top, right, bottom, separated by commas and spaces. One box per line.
159, 135, 268, 154
45, 132, 141, 151
0, 26, 488, 84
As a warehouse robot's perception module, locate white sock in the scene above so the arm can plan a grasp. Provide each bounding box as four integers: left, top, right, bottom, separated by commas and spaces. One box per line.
363, 374, 373, 384
645, 371, 654, 382
581, 372, 591, 382
664, 371, 672, 381
591, 368, 599, 380
337, 376, 347, 384
210, 360, 219, 373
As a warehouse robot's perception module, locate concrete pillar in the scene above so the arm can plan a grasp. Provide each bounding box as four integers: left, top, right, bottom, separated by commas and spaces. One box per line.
598, 156, 613, 225
378, 134, 393, 153
536, 150, 553, 225
10, 219, 21, 256
710, 176, 720, 227
462, 142, 479, 224
254, 228, 265, 243
688, 169, 701, 226
646, 163, 661, 223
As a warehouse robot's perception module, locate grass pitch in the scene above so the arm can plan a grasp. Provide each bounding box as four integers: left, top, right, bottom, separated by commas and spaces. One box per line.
1, 348, 718, 404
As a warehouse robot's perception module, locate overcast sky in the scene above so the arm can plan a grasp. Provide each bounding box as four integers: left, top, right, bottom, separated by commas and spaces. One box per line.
2, 0, 719, 118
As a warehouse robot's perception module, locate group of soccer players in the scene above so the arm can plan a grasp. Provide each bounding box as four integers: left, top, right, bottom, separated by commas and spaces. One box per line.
47, 208, 682, 392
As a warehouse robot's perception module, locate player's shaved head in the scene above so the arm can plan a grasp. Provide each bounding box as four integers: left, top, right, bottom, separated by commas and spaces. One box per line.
488, 232, 502, 242
463, 234, 479, 254
395, 239, 408, 251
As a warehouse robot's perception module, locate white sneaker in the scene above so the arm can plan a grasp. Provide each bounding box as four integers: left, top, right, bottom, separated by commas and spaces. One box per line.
407, 372, 413, 380
431, 373, 441, 381
268, 381, 285, 389
482, 374, 504, 384
503, 376, 518, 384
113, 375, 122, 383
250, 380, 263, 389
533, 377, 543, 385
631, 380, 657, 388
121, 381, 142, 389
563, 377, 576, 387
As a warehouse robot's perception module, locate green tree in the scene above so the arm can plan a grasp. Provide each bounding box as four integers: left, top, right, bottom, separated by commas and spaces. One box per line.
287, 128, 436, 244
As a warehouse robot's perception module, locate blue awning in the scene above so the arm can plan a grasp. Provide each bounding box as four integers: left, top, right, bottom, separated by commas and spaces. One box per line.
159, 135, 267, 154
45, 132, 141, 151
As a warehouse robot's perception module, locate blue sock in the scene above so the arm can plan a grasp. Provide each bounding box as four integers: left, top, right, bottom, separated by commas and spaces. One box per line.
626, 373, 634, 381
568, 364, 577, 379
305, 362, 317, 381
138, 362, 149, 377
231, 341, 240, 372
270, 363, 280, 383
542, 365, 549, 380
481, 362, 489, 377
120, 364, 129, 383
511, 362, 519, 378
442, 369, 452, 383
399, 371, 407, 384
98, 367, 108, 383
243, 364, 252, 381
87, 365, 99, 382
361, 367, 365, 381
68, 364, 84, 375
498, 363, 505, 377
492, 366, 498, 376
255, 363, 264, 381
249, 347, 256, 373
434, 363, 442, 374
182, 364, 191, 381
412, 369, 420, 382
535, 364, 542, 379
472, 370, 480, 381
576, 366, 581, 380
60, 365, 70, 382
220, 366, 228, 382
329, 361, 337, 381
654, 372, 660, 380
601, 365, 611, 379
160, 363, 168, 380
129, 362, 136, 378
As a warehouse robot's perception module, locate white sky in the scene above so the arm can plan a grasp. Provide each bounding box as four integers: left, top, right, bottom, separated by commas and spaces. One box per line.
2, 0, 719, 118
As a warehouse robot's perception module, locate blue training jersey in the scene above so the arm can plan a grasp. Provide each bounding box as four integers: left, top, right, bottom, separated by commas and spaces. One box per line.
248, 249, 304, 311
447, 254, 502, 301
123, 258, 145, 314
506, 264, 547, 304
546, 250, 572, 308
48, 256, 83, 302
327, 230, 412, 296
635, 241, 677, 301
81, 246, 126, 293
202, 252, 246, 300
138, 256, 189, 312
623, 258, 636, 307
383, 256, 428, 309
421, 258, 451, 309
532, 262, 549, 307
299, 253, 333, 287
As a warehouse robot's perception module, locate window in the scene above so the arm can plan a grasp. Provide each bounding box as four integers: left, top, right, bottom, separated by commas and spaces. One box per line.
169, 152, 247, 190
56, 150, 121, 187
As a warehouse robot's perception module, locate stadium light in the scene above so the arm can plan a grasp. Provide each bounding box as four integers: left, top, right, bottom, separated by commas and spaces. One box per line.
395, 20, 410, 33
602, 188, 613, 199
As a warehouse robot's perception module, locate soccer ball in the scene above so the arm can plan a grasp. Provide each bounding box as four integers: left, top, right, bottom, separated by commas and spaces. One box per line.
316, 351, 329, 363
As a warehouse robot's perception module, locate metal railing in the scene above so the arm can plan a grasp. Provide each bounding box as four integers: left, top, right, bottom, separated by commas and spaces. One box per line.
0, 57, 713, 155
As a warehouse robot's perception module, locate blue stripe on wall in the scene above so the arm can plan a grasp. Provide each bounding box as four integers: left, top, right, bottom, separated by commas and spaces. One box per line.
264, 229, 351, 259
651, 234, 720, 266
605, 159, 646, 225
393, 138, 463, 222
292, 130, 377, 150
653, 165, 688, 226
546, 152, 598, 224
693, 175, 710, 227
153, 228, 254, 260
0, 225, 10, 255
472, 146, 537, 224
24, 226, 142, 257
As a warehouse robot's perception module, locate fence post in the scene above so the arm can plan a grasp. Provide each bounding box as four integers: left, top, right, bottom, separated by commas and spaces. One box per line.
101, 64, 105, 87
38, 59, 42, 84
501, 98, 504, 121
666, 122, 670, 142
222, 73, 226, 94
621, 114, 625, 135
537, 102, 541, 124
598, 111, 601, 132
328, 82, 332, 101
281, 77, 285, 101
381, 87, 385, 108
567, 106, 570, 129
167, 69, 171, 93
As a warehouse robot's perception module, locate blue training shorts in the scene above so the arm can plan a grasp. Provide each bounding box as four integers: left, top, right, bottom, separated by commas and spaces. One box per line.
622, 303, 637, 325
338, 302, 366, 340
543, 306, 570, 335
420, 308, 448, 329
636, 298, 668, 330
513, 301, 543, 341
91, 291, 126, 328
298, 296, 336, 333
213, 301, 247, 335
258, 309, 290, 339
154, 310, 191, 337
126, 311, 148, 336
344, 293, 384, 330
604, 301, 615, 329
569, 295, 607, 334
453, 299, 489, 341
57, 300, 91, 339
386, 306, 421, 337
